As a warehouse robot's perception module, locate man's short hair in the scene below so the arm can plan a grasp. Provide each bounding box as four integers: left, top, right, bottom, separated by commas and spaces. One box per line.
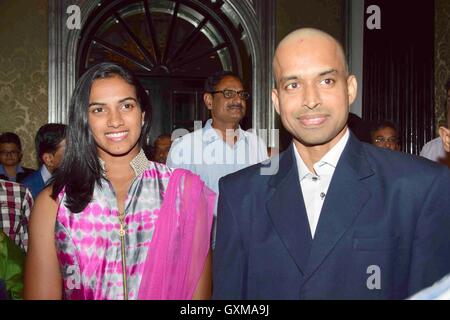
204, 70, 242, 93
35, 124, 67, 163
0, 132, 22, 150
370, 120, 399, 138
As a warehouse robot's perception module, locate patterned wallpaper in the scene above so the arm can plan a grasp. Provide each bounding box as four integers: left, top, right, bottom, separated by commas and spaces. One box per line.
0, 0, 48, 169
435, 0, 450, 130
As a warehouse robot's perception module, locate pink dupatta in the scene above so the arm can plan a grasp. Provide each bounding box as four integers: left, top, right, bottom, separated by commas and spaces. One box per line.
138, 169, 215, 299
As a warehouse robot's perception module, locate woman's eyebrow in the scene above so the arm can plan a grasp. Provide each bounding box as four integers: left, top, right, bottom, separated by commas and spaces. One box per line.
118, 97, 138, 103
88, 97, 137, 107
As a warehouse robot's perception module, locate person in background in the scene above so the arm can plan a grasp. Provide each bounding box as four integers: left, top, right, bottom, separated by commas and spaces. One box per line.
370, 120, 401, 151
420, 77, 450, 166
22, 124, 67, 199
0, 179, 33, 252
0, 132, 35, 183
437, 79, 450, 165
152, 134, 172, 164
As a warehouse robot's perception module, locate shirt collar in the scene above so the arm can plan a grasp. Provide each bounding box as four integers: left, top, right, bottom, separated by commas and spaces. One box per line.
202, 118, 246, 144
98, 149, 149, 178
293, 128, 350, 180
40, 165, 52, 183
0, 164, 24, 178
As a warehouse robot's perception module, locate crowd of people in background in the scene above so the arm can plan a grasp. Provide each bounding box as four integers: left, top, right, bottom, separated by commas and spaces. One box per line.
1, 27, 450, 300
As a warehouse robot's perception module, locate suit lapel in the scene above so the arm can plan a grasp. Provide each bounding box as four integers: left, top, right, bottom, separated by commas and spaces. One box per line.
266, 145, 313, 275
303, 134, 374, 280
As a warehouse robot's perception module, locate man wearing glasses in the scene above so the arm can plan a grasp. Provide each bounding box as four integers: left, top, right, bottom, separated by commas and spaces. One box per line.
167, 71, 268, 247
0, 132, 35, 183
370, 120, 401, 151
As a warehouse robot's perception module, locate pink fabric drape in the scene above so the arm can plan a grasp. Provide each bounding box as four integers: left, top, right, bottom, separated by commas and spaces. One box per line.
138, 169, 215, 299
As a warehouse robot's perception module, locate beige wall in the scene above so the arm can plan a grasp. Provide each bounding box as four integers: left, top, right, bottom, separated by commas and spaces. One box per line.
276, 0, 345, 44
0, 0, 48, 169
435, 0, 450, 129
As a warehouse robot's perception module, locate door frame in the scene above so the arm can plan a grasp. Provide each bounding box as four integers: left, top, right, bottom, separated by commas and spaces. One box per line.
49, 0, 276, 141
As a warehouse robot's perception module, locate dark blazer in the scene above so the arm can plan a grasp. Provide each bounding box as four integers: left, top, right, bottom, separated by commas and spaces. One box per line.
213, 133, 450, 299
22, 168, 45, 199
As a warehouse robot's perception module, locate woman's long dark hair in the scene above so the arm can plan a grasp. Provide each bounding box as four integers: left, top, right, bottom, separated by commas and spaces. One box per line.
51, 62, 152, 213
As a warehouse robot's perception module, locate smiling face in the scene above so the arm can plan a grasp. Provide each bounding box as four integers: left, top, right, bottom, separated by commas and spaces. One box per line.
272, 30, 357, 152
203, 75, 247, 128
88, 76, 144, 161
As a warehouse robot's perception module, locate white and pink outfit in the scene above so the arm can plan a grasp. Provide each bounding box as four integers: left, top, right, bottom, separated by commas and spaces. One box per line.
55, 150, 214, 300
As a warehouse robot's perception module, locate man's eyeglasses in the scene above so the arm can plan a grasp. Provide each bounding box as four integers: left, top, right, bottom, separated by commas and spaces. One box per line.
374, 137, 399, 144
0, 150, 21, 156
209, 89, 250, 100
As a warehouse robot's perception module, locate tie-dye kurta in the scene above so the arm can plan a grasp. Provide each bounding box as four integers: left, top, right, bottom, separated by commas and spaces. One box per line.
55, 150, 172, 299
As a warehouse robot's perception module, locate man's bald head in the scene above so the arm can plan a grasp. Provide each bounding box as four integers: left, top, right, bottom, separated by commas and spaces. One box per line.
270, 27, 357, 152
273, 28, 348, 83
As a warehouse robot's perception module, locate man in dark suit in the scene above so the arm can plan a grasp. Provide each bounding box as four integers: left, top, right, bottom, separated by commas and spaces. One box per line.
212, 28, 450, 300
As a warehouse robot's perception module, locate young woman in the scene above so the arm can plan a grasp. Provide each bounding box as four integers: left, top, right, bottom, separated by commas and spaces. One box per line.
24, 63, 214, 300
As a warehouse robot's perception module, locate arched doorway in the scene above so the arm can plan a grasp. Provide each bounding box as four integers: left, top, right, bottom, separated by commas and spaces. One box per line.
49, 0, 275, 145
76, 0, 252, 144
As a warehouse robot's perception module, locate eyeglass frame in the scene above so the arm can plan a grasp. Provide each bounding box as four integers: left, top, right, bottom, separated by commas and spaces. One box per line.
208, 89, 251, 100
0, 150, 21, 156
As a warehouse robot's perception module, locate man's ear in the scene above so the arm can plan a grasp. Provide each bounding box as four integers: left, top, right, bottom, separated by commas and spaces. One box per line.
347, 74, 358, 105
439, 126, 450, 153
42, 152, 54, 169
272, 88, 280, 116
203, 93, 213, 111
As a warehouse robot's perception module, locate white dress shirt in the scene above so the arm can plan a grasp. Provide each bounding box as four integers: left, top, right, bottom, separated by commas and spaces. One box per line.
167, 119, 268, 247
293, 129, 350, 238
40, 164, 52, 185
420, 137, 447, 162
